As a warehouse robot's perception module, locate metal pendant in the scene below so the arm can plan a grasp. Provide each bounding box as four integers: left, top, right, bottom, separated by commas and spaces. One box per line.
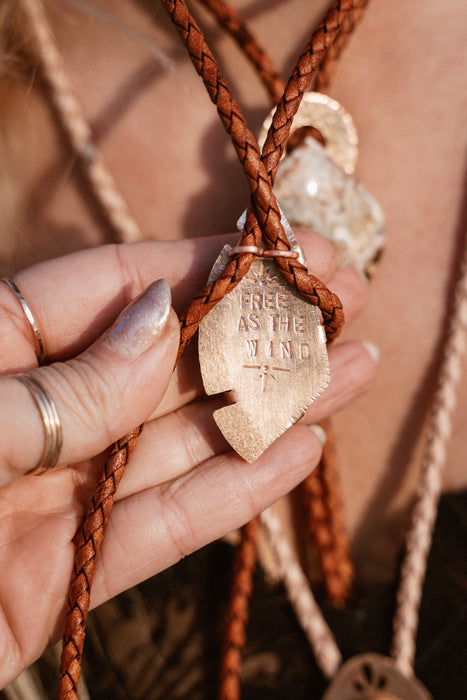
259, 91, 358, 174
198, 255, 330, 462
322, 654, 432, 700
260, 92, 385, 278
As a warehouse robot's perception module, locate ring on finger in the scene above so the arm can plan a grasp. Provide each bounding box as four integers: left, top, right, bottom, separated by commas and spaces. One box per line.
2, 277, 46, 364
13, 373, 63, 474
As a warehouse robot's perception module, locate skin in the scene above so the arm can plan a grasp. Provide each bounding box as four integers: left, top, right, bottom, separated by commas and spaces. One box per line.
0, 0, 465, 683
0, 234, 372, 684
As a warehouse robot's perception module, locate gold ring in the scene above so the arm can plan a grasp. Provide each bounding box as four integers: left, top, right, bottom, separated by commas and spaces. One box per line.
2, 277, 46, 364
14, 373, 63, 473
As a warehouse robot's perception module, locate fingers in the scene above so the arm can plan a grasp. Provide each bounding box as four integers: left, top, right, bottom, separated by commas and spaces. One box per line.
0, 339, 377, 681
0, 233, 369, 445
329, 264, 367, 321
93, 421, 325, 604
0, 417, 324, 684
93, 341, 378, 600
304, 339, 378, 420
0, 231, 349, 368
0, 281, 179, 484
113, 339, 378, 500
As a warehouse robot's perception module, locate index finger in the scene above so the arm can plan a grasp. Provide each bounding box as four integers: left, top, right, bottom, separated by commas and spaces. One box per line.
0, 232, 338, 369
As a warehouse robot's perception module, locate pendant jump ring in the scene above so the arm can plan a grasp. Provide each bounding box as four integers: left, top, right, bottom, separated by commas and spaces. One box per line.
229, 245, 299, 259
262, 249, 300, 259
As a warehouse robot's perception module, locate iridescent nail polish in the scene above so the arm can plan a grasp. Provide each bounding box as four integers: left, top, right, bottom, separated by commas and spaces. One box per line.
103, 279, 171, 357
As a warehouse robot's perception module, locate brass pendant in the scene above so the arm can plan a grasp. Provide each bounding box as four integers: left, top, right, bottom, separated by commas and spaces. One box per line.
322, 654, 432, 700
198, 255, 330, 462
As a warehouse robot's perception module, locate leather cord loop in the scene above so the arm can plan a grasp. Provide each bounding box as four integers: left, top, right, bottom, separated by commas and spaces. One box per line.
162, 0, 352, 359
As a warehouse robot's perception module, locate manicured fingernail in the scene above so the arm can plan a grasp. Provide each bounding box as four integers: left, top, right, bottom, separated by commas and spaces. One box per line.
103, 280, 171, 357
309, 423, 327, 445
361, 340, 380, 364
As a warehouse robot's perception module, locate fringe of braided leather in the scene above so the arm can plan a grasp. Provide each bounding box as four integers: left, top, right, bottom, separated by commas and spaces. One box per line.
302, 421, 354, 607
58, 426, 143, 698
218, 517, 259, 700
58, 1, 359, 695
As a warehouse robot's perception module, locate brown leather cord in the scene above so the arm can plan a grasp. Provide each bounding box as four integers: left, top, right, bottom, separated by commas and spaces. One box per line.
196, 0, 364, 694
58, 1, 356, 696
197, 0, 369, 108
218, 517, 259, 700
197, 0, 284, 103
202, 0, 362, 614
302, 421, 354, 607
298, 1, 370, 605
315, 0, 369, 92
215, 1, 369, 693
167, 0, 349, 358
58, 426, 143, 698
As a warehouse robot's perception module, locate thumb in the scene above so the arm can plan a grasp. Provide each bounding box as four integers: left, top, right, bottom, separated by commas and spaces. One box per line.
0, 280, 179, 483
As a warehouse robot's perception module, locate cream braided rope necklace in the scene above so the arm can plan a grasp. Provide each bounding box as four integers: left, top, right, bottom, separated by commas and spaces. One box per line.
260, 226, 467, 692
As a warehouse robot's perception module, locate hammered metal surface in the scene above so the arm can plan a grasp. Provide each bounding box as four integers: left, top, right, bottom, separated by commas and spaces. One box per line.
274, 137, 385, 277
198, 258, 330, 462
322, 654, 432, 700
259, 92, 358, 174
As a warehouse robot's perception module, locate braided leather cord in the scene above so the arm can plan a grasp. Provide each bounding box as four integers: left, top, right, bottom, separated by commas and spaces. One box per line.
58, 2, 358, 696
298, 0, 367, 607
202, 0, 360, 604
198, 0, 284, 103
302, 421, 354, 607
58, 426, 143, 698
207, 1, 367, 695
315, 0, 369, 92
208, 6, 366, 691
218, 518, 259, 700
166, 0, 350, 357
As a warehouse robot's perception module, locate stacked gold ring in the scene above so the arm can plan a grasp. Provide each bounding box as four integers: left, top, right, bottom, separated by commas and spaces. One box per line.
2, 277, 46, 364
14, 373, 63, 474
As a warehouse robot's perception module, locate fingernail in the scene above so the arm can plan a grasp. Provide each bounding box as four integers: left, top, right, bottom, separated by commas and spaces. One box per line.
103, 280, 171, 357
361, 340, 380, 364
308, 423, 327, 446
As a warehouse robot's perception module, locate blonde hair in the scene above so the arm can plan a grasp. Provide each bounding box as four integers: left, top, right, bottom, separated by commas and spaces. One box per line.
0, 2, 35, 273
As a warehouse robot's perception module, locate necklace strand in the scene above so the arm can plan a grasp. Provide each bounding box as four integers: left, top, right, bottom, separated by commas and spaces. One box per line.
259, 224, 467, 680
18, 0, 142, 244
391, 229, 467, 674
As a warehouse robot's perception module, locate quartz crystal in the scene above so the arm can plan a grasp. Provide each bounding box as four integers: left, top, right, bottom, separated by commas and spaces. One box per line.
275, 137, 385, 277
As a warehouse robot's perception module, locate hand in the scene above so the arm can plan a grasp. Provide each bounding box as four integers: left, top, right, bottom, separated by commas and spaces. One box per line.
0, 232, 375, 686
